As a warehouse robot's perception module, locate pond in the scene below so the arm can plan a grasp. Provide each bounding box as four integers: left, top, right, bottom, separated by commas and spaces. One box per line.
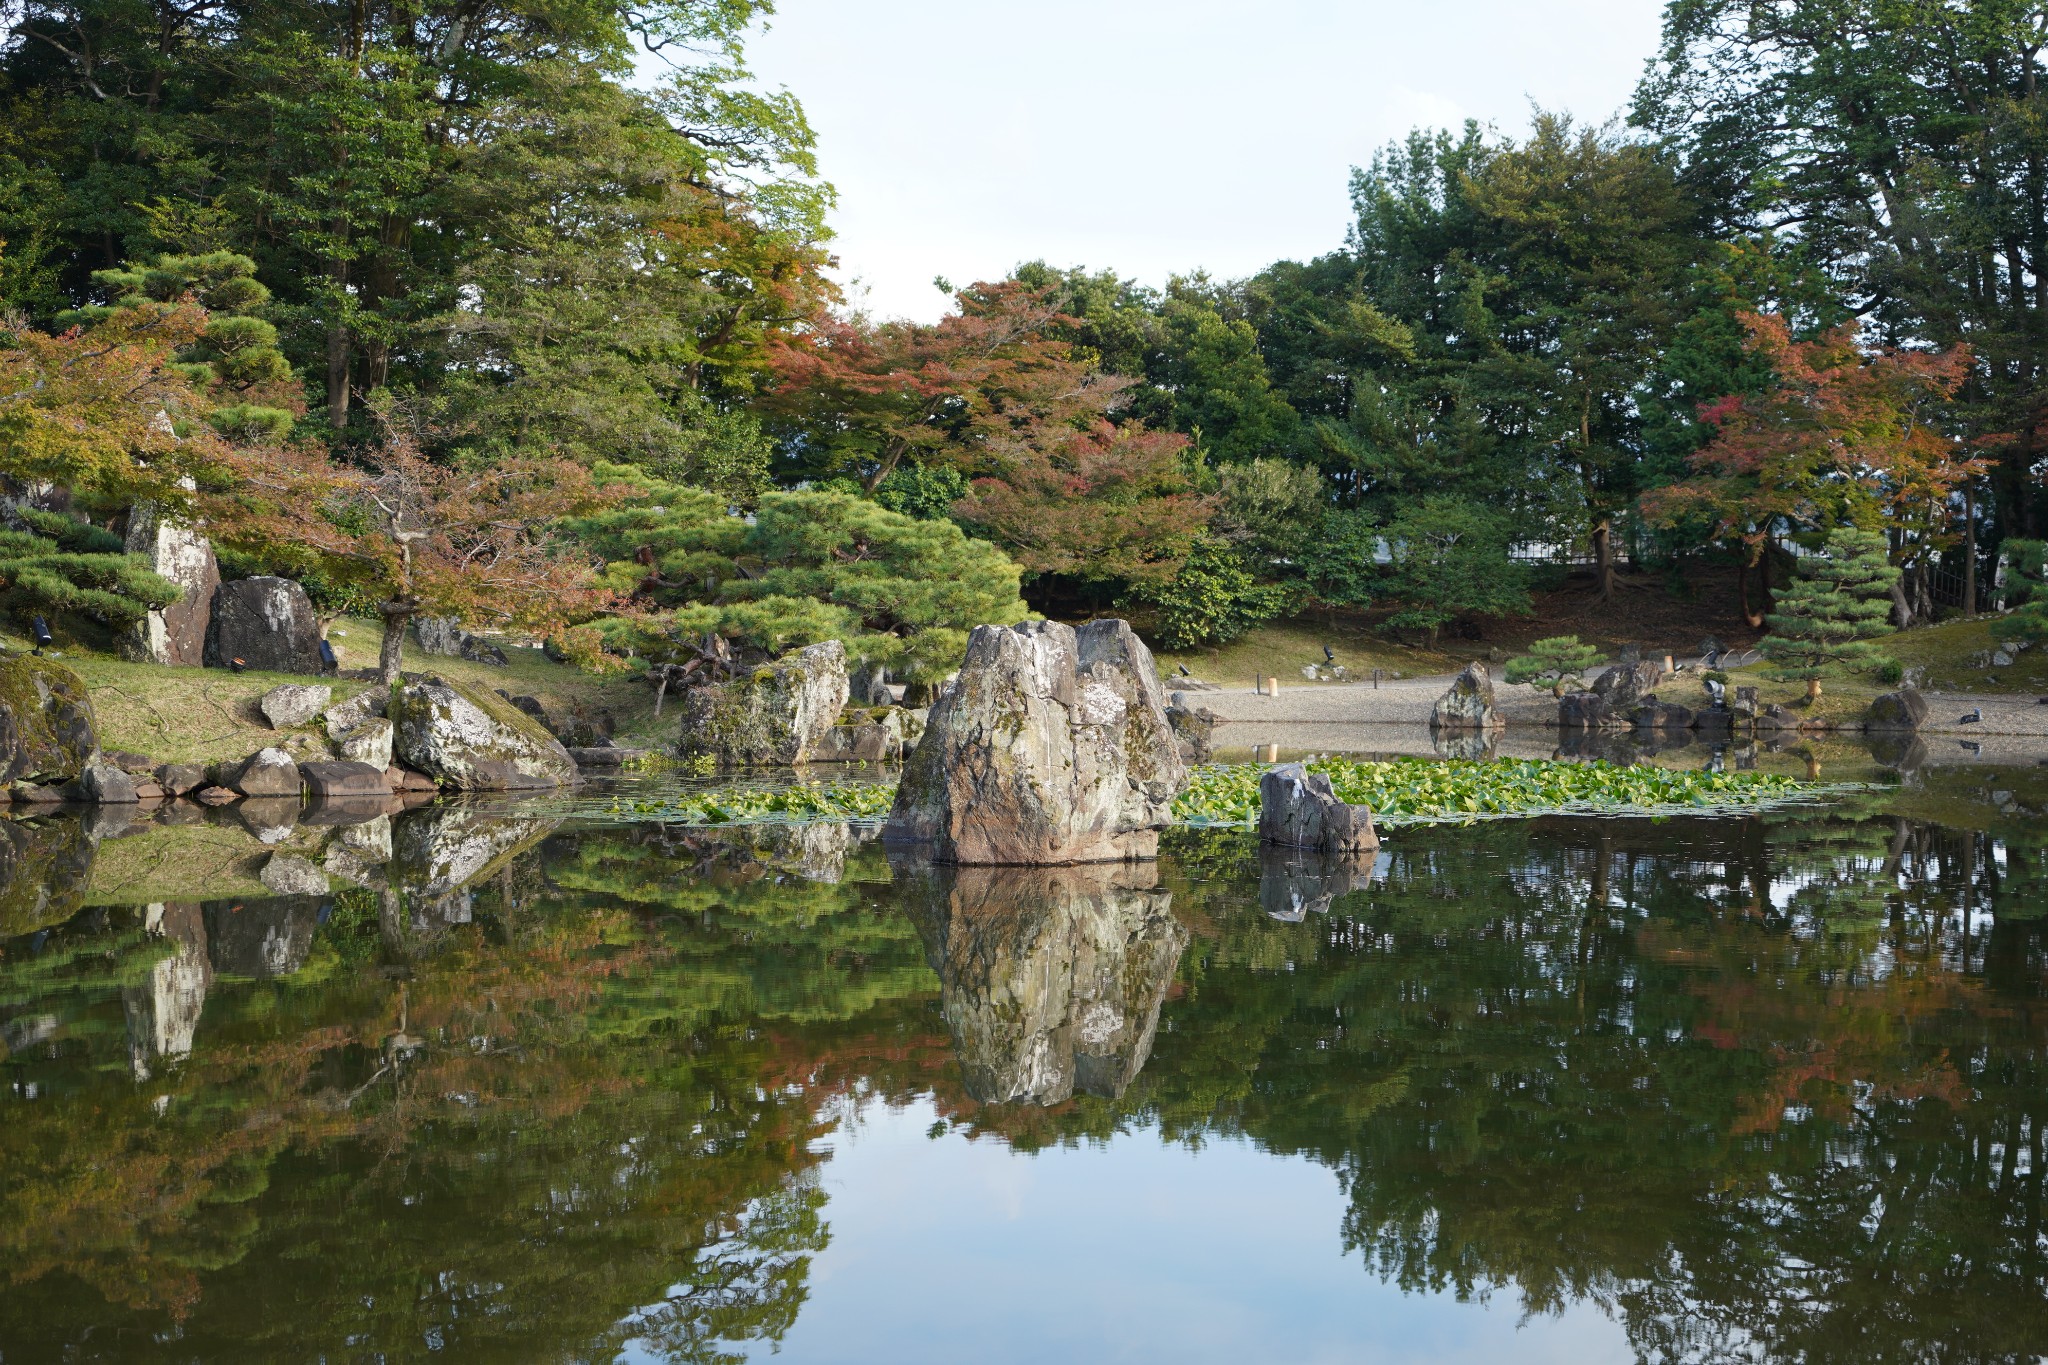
3, 760, 2047, 1363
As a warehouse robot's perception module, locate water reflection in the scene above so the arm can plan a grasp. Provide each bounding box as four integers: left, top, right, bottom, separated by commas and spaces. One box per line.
895, 858, 1186, 1104
1, 769, 2047, 1360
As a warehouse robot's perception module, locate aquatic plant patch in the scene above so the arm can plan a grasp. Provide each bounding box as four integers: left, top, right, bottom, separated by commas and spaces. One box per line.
608, 757, 1834, 829
1173, 756, 1829, 827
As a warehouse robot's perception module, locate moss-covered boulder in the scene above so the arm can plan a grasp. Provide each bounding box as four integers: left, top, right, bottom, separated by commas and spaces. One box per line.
0, 654, 99, 785
679, 639, 849, 766
390, 674, 575, 790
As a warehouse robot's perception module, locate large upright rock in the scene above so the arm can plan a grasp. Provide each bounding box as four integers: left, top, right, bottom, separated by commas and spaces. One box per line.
1258, 763, 1379, 853
122, 504, 219, 666
1430, 661, 1505, 732
205, 576, 324, 673
1591, 658, 1666, 711
0, 654, 98, 785
884, 619, 1185, 865
679, 639, 849, 766
390, 675, 575, 790
896, 858, 1187, 1105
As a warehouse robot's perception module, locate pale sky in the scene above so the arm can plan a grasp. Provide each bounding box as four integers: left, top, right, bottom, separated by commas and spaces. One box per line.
742, 0, 1671, 321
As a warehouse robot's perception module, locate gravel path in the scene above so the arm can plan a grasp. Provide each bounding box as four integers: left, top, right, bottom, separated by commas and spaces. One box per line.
1180, 676, 2048, 738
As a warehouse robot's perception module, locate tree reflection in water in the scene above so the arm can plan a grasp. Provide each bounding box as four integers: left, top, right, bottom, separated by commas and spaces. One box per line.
0, 770, 2043, 1362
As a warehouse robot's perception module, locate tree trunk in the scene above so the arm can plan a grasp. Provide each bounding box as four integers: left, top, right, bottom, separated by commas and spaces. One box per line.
378, 600, 415, 684
326, 268, 351, 430
1890, 572, 1914, 629
1963, 480, 1979, 613
1591, 518, 1614, 600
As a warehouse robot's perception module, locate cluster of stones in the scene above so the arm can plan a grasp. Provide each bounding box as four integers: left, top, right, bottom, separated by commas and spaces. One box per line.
0, 652, 576, 809
676, 639, 930, 768
1554, 654, 1935, 740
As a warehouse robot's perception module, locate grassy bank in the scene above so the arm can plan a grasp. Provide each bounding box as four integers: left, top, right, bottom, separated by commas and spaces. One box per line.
22, 614, 672, 770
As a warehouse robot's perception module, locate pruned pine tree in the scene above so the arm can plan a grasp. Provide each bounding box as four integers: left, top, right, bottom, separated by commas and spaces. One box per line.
1759, 528, 1899, 696
0, 510, 180, 641
1505, 636, 1606, 696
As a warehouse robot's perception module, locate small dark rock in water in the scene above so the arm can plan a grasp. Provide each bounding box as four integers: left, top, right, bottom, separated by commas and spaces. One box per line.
1632, 698, 1695, 732
1556, 692, 1615, 730
192, 785, 239, 806
1258, 763, 1378, 854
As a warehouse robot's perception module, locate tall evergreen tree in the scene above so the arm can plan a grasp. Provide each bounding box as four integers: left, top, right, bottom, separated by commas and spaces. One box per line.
1759, 528, 1900, 694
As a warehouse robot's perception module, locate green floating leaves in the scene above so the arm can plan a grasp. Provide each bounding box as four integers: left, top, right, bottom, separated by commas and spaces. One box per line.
611, 757, 1834, 830
1177, 756, 1828, 827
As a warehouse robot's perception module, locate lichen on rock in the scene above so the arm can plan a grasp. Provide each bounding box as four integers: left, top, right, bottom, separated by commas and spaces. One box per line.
884, 619, 1185, 865
390, 674, 575, 790
679, 639, 849, 766
0, 654, 99, 785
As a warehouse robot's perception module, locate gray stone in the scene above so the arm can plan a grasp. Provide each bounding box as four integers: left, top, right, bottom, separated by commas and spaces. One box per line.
298, 759, 389, 799
390, 675, 576, 790
1165, 700, 1218, 763
1993, 650, 2015, 667
849, 662, 894, 707
1867, 689, 1932, 732
568, 745, 647, 767
811, 720, 896, 763
260, 683, 332, 729
884, 620, 1185, 865
206, 576, 323, 673
0, 655, 98, 785
231, 747, 301, 798
321, 688, 387, 739
679, 639, 849, 766
337, 716, 394, 769
413, 616, 507, 666
122, 503, 219, 667
895, 857, 1186, 1104
1257, 762, 1379, 854
80, 761, 139, 804
259, 852, 329, 897
1592, 659, 1666, 711
154, 763, 206, 796
106, 750, 155, 775
1556, 691, 1615, 729
1633, 698, 1696, 731
1430, 661, 1505, 732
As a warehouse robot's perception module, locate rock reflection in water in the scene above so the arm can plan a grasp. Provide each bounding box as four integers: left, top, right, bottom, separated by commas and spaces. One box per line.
121, 903, 210, 1079
0, 814, 93, 936
1258, 845, 1381, 922
896, 857, 1188, 1105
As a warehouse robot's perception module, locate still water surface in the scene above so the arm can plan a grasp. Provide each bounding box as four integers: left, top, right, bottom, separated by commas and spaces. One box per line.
3, 765, 2046, 1362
